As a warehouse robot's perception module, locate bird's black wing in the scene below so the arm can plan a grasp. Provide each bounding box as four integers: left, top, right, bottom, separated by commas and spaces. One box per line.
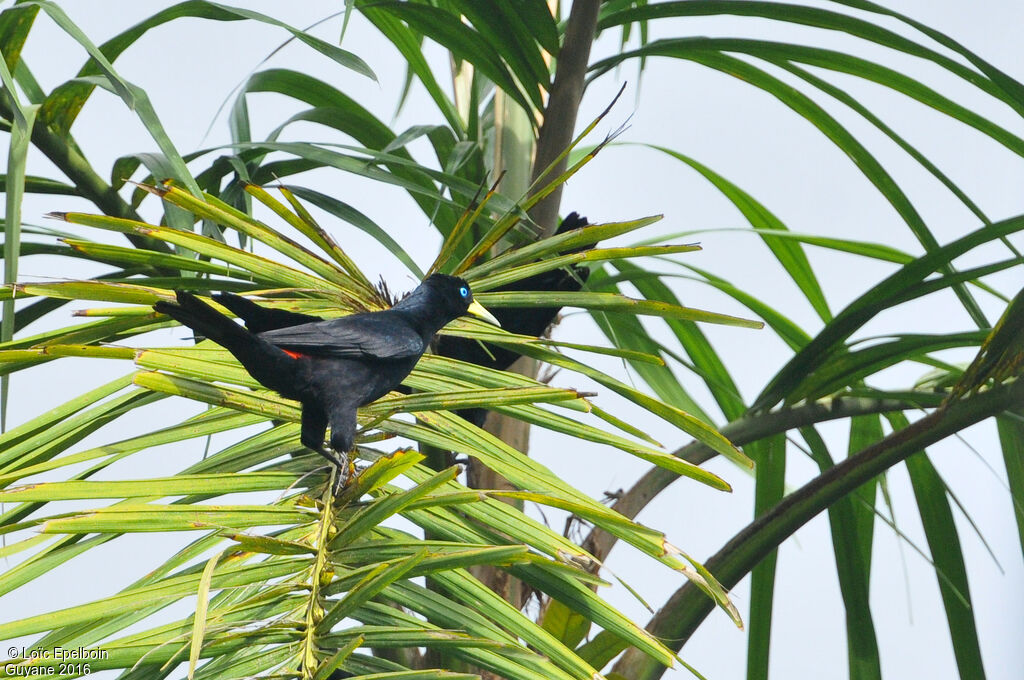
257, 313, 426, 360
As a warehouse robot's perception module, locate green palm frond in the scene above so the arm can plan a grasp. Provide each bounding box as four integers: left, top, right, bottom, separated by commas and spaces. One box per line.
3, 3, 1022, 679
1, 179, 747, 679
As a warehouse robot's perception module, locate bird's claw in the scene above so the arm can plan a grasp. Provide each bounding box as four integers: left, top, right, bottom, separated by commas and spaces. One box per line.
324, 447, 357, 495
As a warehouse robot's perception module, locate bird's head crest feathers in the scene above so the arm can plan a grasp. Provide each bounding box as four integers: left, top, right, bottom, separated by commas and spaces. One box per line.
395, 274, 499, 327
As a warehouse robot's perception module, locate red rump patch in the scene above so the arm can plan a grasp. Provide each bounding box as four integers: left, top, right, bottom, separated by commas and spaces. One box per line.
282, 349, 306, 360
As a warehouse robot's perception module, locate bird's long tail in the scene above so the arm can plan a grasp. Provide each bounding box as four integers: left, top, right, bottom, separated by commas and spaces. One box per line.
212, 292, 322, 334
155, 291, 298, 394
154, 291, 251, 348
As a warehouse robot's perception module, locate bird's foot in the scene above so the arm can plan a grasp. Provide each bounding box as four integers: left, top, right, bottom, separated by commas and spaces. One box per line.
323, 447, 358, 495
332, 455, 350, 496
310, 445, 349, 495
310, 443, 345, 469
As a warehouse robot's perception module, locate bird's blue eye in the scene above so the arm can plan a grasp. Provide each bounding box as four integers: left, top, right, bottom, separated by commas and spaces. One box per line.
459, 286, 469, 298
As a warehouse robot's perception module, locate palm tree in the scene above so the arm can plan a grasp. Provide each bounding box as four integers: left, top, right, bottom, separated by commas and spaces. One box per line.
2, 2, 1021, 679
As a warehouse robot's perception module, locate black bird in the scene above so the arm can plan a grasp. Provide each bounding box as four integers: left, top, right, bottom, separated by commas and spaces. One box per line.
435, 212, 593, 426
153, 274, 500, 490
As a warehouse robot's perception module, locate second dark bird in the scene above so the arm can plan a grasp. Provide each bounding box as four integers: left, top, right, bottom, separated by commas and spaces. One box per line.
154, 274, 500, 490
435, 212, 593, 426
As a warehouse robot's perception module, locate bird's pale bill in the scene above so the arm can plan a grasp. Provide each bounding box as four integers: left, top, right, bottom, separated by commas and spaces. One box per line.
467, 300, 501, 327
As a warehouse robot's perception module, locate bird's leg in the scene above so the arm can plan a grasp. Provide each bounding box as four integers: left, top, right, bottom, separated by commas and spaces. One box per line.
328, 406, 358, 494
301, 405, 349, 490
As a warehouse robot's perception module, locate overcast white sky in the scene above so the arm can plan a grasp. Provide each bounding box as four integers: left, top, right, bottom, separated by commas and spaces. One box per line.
3, 2, 1024, 678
